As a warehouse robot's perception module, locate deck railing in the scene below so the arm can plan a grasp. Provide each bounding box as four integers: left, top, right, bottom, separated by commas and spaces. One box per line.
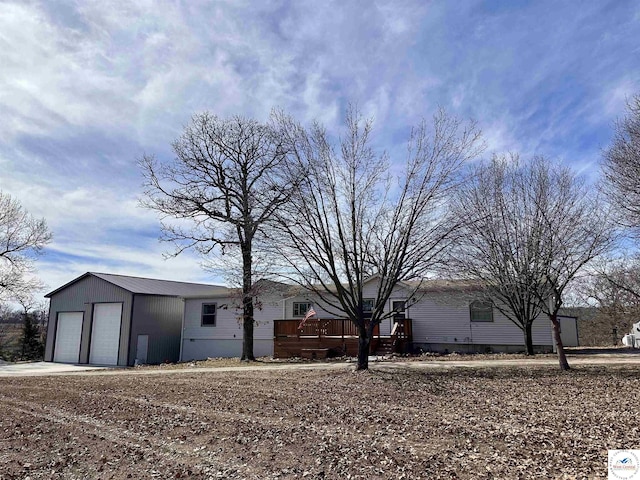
392, 318, 413, 339
274, 318, 374, 338
273, 318, 413, 358
390, 318, 413, 350
274, 318, 412, 339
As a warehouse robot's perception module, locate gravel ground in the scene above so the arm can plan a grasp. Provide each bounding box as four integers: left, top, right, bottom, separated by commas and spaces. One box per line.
0, 364, 638, 479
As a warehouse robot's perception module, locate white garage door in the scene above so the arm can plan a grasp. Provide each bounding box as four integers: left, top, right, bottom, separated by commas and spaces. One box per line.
53, 312, 83, 363
89, 303, 122, 365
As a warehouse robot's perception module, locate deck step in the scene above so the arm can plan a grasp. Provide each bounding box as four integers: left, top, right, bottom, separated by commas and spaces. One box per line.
375, 339, 395, 355
301, 348, 329, 359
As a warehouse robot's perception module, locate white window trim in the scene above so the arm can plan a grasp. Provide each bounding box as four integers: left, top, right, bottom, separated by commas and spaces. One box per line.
470, 300, 493, 322
293, 302, 312, 317
201, 303, 217, 327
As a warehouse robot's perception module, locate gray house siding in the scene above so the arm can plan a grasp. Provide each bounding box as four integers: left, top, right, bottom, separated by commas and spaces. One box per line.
45, 276, 133, 367
128, 295, 183, 365
180, 296, 277, 361
407, 291, 553, 353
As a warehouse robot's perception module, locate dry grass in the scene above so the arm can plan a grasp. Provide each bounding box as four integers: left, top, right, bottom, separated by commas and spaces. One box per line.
1, 364, 637, 479
136, 351, 560, 371
0, 324, 22, 360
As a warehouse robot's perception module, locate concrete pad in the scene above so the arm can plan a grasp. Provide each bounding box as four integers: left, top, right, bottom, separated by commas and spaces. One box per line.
0, 361, 112, 377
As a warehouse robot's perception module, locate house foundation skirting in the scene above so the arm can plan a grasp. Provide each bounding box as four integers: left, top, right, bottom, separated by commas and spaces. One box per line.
181, 339, 273, 361
414, 342, 553, 355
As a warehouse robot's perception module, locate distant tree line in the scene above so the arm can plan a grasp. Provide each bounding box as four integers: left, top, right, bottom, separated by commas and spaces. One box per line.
0, 304, 47, 361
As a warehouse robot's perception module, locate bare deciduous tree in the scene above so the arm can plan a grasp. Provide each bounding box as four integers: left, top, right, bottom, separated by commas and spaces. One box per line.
272, 106, 483, 370
140, 113, 296, 361
449, 155, 545, 355
602, 94, 640, 232
450, 155, 615, 370
0, 191, 51, 303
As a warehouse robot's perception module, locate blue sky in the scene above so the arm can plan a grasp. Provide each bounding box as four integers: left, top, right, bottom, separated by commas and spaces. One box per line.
0, 0, 638, 297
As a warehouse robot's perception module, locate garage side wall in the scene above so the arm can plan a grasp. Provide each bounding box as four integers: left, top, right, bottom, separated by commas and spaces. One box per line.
128, 295, 183, 366
558, 316, 579, 347
45, 276, 133, 366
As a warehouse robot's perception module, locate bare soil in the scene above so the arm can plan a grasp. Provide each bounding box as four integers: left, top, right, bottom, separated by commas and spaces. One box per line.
1, 363, 638, 479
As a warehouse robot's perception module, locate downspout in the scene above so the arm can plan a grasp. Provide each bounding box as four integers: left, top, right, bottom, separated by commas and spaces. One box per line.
178, 298, 186, 362
45, 299, 53, 362
126, 294, 136, 366
468, 317, 473, 354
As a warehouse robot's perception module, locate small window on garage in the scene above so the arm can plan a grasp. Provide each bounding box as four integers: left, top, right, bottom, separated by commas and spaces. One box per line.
470, 300, 493, 322
293, 302, 312, 317
202, 303, 217, 326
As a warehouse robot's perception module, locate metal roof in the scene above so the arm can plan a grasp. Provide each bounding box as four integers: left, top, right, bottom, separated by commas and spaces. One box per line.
45, 272, 229, 298
45, 272, 479, 299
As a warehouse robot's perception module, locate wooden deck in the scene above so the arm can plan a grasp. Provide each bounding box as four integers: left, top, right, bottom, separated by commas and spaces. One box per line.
273, 318, 413, 358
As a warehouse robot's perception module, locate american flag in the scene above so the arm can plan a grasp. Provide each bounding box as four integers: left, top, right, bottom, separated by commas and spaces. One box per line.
298, 306, 317, 330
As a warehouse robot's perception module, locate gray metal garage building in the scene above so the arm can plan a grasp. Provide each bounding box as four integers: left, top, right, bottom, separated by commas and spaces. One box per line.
44, 272, 225, 366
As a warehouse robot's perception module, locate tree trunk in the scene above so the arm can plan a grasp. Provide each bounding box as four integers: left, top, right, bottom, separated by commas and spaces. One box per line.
524, 322, 534, 356
550, 314, 570, 371
356, 323, 370, 371
20, 313, 26, 359
241, 246, 255, 361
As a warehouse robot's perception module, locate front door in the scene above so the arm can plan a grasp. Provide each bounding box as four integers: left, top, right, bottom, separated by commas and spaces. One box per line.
391, 300, 407, 335
136, 334, 149, 364
392, 300, 406, 320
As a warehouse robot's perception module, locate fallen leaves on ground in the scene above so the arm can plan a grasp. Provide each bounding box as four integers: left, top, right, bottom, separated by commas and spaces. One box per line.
0, 364, 637, 479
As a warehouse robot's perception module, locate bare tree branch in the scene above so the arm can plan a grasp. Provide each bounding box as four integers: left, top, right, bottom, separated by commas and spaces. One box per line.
448, 155, 616, 370
139, 113, 300, 361
269, 105, 484, 370
602, 94, 640, 233
0, 192, 51, 304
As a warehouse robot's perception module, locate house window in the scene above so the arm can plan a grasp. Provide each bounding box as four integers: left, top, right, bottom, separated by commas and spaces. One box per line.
470, 300, 493, 322
293, 302, 312, 317
363, 298, 375, 318
201, 303, 217, 326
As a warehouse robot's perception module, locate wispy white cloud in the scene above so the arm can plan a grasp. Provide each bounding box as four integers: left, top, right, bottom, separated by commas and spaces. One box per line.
40, 239, 210, 285
0, 3, 137, 142
0, 0, 638, 301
